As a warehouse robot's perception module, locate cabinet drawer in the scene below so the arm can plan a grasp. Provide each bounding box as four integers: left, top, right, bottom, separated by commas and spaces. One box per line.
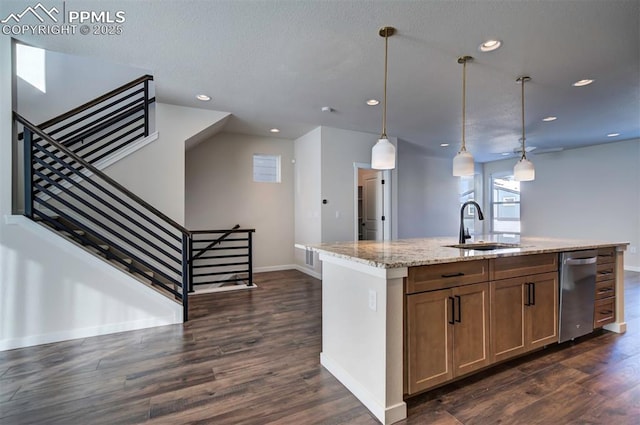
597, 247, 616, 264
490, 253, 558, 280
594, 298, 615, 328
406, 260, 488, 294
595, 280, 615, 300
596, 262, 616, 283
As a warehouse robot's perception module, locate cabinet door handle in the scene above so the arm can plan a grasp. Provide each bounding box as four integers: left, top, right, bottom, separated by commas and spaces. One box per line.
600, 310, 613, 315
530, 282, 536, 306
524, 283, 531, 306
448, 297, 455, 325
442, 272, 465, 278
455, 295, 461, 323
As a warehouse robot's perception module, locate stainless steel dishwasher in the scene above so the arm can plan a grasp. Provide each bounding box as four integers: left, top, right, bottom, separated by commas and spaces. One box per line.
558, 250, 598, 343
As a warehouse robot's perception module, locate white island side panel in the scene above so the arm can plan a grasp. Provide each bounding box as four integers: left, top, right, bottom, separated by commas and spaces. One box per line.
319, 254, 407, 424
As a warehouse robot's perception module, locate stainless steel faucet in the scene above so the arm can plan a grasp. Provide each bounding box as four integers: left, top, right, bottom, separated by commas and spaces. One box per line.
459, 201, 485, 244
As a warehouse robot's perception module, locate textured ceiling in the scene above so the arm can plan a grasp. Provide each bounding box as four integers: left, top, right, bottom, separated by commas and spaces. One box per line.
3, 0, 639, 162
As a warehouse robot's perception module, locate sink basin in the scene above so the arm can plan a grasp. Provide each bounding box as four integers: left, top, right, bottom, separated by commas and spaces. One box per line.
446, 242, 521, 251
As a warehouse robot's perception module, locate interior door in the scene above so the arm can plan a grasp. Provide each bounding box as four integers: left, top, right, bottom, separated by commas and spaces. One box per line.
363, 171, 382, 240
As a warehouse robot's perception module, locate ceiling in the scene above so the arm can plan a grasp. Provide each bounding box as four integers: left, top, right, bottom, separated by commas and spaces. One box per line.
3, 0, 639, 162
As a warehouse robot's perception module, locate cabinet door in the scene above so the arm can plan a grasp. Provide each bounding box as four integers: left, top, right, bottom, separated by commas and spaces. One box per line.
526, 272, 559, 349
452, 283, 491, 377
406, 289, 453, 394
491, 277, 527, 363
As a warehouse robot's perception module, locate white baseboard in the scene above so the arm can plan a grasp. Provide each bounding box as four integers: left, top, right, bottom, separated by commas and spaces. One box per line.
625, 266, 640, 272
254, 264, 296, 273
251, 264, 321, 280
0, 315, 179, 352
293, 264, 322, 280
320, 352, 406, 424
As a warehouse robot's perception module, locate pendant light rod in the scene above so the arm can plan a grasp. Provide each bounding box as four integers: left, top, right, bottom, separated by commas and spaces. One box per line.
379, 26, 395, 138
458, 56, 473, 152
517, 76, 531, 159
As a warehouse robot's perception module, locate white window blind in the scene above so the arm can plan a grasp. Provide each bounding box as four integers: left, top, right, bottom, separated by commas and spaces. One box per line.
253, 154, 281, 183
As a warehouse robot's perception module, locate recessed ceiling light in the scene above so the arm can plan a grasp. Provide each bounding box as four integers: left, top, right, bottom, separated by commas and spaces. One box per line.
366, 99, 380, 106
542, 116, 557, 122
607, 133, 620, 137
321, 106, 334, 112
196, 94, 211, 101
572, 79, 594, 87
269, 128, 280, 133
440, 143, 450, 147
479, 39, 502, 52
501, 152, 511, 156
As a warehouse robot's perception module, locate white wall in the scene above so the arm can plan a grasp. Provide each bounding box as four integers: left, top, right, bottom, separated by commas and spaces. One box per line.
185, 132, 295, 270
320, 127, 389, 243
293, 127, 322, 275
483, 139, 640, 270
16, 44, 152, 126
294, 127, 322, 245
397, 141, 463, 238
0, 37, 182, 352
104, 103, 228, 225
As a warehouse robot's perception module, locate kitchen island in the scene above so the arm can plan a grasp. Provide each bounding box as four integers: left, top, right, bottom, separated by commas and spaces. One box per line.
310, 236, 628, 425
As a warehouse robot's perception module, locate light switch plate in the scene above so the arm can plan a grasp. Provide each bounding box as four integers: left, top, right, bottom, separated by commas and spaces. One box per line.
368, 289, 377, 311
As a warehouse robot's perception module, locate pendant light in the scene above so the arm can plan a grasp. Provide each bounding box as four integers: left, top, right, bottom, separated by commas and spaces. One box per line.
452, 56, 475, 176
371, 26, 396, 170
514, 76, 535, 181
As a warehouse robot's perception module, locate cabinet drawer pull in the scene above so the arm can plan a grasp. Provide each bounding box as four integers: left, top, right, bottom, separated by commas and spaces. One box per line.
600, 310, 613, 315
524, 283, 535, 306
441, 272, 465, 278
598, 288, 614, 294
448, 297, 455, 325
530, 282, 536, 306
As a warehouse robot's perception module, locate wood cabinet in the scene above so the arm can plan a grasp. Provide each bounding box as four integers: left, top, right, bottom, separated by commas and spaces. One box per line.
594, 247, 616, 328
405, 253, 561, 396
405, 282, 490, 394
491, 272, 558, 363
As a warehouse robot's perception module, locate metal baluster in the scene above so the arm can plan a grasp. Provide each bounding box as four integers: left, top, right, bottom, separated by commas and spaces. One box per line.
23, 128, 33, 219
182, 232, 191, 321
247, 231, 253, 286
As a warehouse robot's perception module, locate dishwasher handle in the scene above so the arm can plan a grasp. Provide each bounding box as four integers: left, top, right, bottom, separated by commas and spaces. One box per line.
564, 256, 597, 266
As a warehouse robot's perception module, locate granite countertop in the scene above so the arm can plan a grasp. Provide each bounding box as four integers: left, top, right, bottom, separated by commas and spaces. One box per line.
307, 236, 629, 269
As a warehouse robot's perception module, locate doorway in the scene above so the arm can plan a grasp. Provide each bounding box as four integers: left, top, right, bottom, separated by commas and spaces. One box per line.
354, 163, 391, 241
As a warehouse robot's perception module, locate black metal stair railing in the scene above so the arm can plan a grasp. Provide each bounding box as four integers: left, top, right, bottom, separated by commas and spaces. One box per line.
189, 225, 255, 292
16, 111, 256, 321
21, 75, 156, 197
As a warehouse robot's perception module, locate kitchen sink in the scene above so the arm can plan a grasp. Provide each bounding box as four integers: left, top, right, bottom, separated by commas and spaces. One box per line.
445, 242, 521, 251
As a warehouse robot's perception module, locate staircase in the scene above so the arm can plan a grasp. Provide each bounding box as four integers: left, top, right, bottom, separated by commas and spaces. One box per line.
14, 76, 255, 321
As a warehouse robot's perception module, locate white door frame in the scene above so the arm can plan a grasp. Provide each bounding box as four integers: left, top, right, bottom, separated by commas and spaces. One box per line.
353, 162, 392, 241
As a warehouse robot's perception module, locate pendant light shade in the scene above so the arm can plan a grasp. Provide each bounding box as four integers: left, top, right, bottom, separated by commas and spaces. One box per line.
453, 149, 474, 176
514, 155, 535, 181
453, 56, 475, 176
372, 137, 396, 169
514, 76, 535, 181
371, 26, 396, 170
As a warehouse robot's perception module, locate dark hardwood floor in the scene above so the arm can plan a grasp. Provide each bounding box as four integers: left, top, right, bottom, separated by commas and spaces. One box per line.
1, 270, 639, 424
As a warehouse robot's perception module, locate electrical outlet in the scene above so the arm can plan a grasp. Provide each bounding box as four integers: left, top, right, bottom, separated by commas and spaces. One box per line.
368, 289, 377, 311
631, 246, 637, 254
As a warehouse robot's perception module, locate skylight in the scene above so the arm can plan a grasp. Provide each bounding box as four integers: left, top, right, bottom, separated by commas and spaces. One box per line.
16, 43, 46, 93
